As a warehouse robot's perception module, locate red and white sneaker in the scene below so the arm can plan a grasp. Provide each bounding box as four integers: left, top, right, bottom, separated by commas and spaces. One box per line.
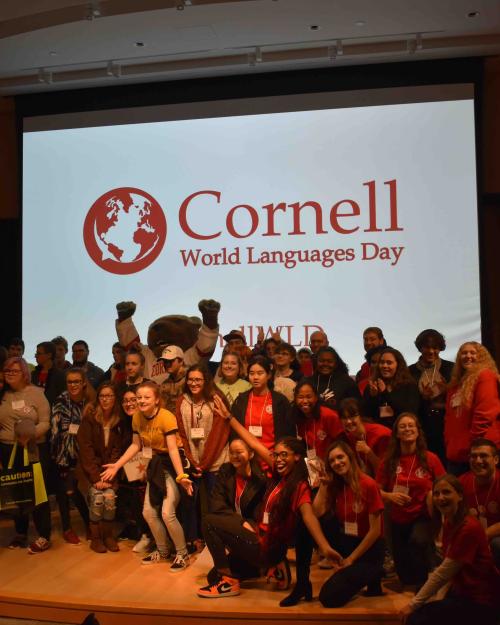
28, 537, 50, 554
63, 529, 81, 545
197, 575, 240, 598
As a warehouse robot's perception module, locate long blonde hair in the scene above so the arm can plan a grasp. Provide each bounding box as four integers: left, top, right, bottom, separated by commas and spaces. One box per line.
449, 342, 499, 407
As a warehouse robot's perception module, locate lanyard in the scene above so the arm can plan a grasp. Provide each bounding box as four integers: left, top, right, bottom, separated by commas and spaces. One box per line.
343, 484, 358, 525
305, 418, 317, 455
190, 400, 205, 428
264, 481, 283, 515
396, 454, 416, 489
317, 375, 332, 396
249, 392, 270, 428
473, 475, 496, 515
235, 475, 248, 516
422, 363, 437, 387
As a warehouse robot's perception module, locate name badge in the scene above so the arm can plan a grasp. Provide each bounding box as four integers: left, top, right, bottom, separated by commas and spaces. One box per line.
262, 511, 269, 525
379, 405, 394, 418
479, 516, 488, 529
68, 423, 80, 435
12, 400, 26, 410
249, 425, 263, 438
393, 484, 409, 495
307, 449, 317, 460
142, 446, 153, 459
191, 427, 205, 440
344, 521, 358, 536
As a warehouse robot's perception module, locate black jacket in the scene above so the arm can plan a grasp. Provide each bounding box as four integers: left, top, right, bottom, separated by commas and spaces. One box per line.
209, 461, 267, 522
231, 389, 295, 443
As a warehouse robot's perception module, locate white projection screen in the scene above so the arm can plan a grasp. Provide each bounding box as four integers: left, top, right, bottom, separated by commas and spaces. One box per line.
22, 83, 481, 372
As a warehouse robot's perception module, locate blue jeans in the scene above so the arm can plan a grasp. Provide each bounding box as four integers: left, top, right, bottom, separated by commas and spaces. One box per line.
88, 486, 116, 522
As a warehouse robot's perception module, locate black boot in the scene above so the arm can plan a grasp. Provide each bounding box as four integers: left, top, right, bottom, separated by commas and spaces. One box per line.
279, 579, 313, 607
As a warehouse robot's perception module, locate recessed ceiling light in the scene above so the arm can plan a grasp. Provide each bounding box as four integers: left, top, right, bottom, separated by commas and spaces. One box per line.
134, 41, 145, 47
309, 24, 320, 31
355, 20, 366, 27
467, 10, 480, 17
48, 51, 58, 56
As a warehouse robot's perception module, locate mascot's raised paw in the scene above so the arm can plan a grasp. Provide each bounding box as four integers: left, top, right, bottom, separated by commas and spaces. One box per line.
116, 301, 137, 321
198, 299, 221, 330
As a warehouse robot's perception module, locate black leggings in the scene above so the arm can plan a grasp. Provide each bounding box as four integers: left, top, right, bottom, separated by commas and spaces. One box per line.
203, 512, 286, 575
0, 442, 52, 541
391, 517, 438, 586
55, 468, 89, 532
318, 525, 384, 608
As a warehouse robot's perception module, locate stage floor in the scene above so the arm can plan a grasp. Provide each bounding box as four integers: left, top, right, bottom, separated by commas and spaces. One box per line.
0, 519, 409, 625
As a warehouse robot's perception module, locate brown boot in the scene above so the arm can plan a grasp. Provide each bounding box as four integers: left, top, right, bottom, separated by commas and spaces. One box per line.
89, 521, 106, 553
101, 521, 119, 552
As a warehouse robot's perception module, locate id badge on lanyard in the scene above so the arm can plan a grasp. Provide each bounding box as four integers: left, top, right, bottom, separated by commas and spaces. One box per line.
249, 425, 263, 438
344, 521, 358, 536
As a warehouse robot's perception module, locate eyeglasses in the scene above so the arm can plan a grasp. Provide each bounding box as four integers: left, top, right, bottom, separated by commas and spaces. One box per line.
270, 451, 292, 460
4, 369, 22, 375
67, 380, 83, 386
99, 394, 115, 400
122, 399, 137, 405
187, 378, 204, 384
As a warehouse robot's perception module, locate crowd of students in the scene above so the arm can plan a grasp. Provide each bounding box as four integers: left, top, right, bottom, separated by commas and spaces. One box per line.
0, 317, 500, 624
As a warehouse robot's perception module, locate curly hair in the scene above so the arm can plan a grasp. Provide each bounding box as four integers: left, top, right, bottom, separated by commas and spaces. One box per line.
381, 412, 429, 486
269, 437, 309, 526
324, 439, 363, 505
370, 347, 415, 389
449, 342, 500, 407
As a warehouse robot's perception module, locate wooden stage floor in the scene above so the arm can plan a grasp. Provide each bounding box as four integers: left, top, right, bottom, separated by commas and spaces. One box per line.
0, 520, 409, 625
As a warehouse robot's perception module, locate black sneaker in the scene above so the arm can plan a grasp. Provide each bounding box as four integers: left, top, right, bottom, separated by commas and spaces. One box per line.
170, 552, 190, 572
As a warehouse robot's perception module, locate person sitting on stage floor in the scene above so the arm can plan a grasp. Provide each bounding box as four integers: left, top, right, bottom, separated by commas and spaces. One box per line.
78, 382, 127, 553
313, 439, 385, 607
201, 438, 267, 587
339, 398, 391, 477
100, 381, 193, 571
459, 437, 500, 567
376, 413, 445, 590
198, 412, 340, 602
400, 474, 500, 625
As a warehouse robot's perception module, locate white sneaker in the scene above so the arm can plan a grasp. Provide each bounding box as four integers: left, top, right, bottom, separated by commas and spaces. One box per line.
318, 556, 334, 569
133, 534, 151, 553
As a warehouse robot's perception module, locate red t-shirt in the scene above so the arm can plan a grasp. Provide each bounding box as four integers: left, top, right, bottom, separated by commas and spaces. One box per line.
444, 515, 500, 607
460, 469, 500, 529
346, 422, 391, 471
334, 473, 384, 538
376, 451, 445, 524
244, 392, 275, 450
234, 473, 248, 516
296, 405, 343, 461
259, 478, 311, 547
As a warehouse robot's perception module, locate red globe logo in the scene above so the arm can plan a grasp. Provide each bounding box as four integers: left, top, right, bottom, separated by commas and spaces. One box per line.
83, 187, 167, 275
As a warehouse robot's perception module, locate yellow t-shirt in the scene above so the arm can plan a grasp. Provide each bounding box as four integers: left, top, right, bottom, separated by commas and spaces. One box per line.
132, 408, 182, 453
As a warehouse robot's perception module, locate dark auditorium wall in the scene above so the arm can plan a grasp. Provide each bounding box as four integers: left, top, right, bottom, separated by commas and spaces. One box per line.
0, 56, 499, 359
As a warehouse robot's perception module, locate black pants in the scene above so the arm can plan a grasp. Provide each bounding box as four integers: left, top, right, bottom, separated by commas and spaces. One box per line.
0, 442, 52, 541
55, 468, 89, 532
318, 531, 385, 608
391, 517, 437, 586
203, 512, 286, 575
407, 594, 498, 625
116, 481, 148, 538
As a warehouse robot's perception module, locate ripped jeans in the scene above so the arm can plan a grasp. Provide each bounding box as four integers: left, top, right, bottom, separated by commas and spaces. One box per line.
88, 486, 116, 522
